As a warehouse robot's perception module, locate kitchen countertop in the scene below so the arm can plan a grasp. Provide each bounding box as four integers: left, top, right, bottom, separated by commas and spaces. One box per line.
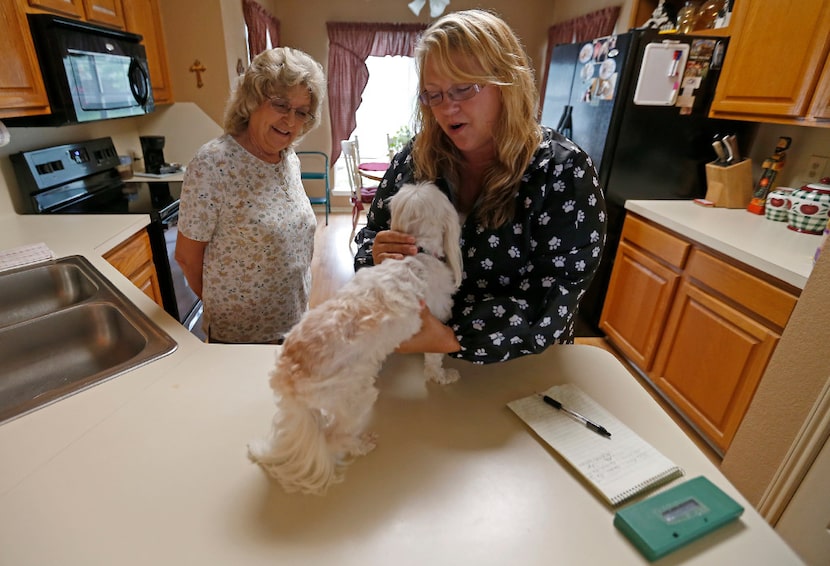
625, 200, 819, 289
0, 212, 804, 564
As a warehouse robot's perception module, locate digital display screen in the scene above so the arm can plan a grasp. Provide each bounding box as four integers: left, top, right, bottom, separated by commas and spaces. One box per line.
69, 148, 89, 164
661, 499, 701, 523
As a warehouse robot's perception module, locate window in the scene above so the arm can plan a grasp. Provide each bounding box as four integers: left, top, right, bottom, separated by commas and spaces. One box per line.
334, 55, 419, 192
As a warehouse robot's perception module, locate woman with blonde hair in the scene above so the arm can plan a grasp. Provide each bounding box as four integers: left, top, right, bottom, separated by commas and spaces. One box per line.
354, 9, 606, 363
176, 47, 325, 344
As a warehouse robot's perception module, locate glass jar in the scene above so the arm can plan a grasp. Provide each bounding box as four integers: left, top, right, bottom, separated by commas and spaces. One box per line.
696, 0, 726, 30
677, 1, 700, 34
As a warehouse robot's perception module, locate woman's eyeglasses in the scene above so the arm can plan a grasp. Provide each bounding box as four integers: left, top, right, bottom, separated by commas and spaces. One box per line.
268, 98, 314, 123
418, 83, 482, 107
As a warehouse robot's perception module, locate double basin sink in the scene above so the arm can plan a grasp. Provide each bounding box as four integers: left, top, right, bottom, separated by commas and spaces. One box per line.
0, 256, 177, 424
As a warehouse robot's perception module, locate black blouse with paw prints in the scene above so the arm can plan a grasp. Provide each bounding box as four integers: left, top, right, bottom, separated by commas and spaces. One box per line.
354, 127, 607, 364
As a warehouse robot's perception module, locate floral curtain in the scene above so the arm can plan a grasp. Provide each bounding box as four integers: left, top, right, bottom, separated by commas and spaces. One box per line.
539, 6, 621, 108
326, 22, 426, 165
242, 0, 280, 59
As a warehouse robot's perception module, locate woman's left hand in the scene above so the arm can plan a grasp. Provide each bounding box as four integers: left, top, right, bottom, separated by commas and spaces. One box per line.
372, 229, 418, 265
395, 303, 460, 354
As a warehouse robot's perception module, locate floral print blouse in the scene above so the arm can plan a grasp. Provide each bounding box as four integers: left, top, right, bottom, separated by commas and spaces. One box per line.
354, 127, 606, 364
178, 134, 316, 343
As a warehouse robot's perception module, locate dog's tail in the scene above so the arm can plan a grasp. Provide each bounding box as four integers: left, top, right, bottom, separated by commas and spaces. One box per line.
248, 395, 341, 495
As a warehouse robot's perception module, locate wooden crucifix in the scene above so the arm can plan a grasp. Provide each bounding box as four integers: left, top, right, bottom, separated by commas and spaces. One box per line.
189, 60, 207, 88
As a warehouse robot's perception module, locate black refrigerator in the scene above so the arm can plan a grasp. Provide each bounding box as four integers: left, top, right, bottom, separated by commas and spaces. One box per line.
540, 29, 757, 334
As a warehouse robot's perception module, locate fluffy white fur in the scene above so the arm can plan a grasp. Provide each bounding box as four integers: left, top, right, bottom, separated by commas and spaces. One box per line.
248, 182, 463, 495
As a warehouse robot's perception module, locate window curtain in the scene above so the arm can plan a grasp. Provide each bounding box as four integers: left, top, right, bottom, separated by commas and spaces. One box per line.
326, 22, 426, 165
539, 6, 621, 108
242, 0, 280, 59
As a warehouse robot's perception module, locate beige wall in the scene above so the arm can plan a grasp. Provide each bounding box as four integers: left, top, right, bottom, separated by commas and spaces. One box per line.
156, 0, 248, 128
158, 0, 632, 155
722, 247, 830, 505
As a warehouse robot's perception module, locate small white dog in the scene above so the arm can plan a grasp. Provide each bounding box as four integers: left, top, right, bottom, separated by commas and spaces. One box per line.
248, 182, 463, 495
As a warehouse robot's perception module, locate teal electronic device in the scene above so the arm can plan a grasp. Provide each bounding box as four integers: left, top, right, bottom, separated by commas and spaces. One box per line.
613, 476, 744, 562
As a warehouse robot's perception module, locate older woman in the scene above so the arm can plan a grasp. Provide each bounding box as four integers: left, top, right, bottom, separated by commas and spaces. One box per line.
354, 10, 607, 363
176, 47, 326, 344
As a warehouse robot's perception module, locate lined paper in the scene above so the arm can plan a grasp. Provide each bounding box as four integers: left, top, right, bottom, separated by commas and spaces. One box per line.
508, 384, 683, 506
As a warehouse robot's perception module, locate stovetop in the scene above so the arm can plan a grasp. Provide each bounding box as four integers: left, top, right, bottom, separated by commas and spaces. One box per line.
10, 137, 181, 218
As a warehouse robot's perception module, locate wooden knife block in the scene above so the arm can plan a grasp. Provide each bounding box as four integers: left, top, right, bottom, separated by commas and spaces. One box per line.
705, 159, 753, 208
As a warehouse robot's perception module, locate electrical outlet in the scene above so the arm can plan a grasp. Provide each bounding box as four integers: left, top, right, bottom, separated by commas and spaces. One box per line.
805, 155, 829, 183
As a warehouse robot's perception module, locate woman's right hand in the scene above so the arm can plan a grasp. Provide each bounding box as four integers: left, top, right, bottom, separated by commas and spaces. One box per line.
371, 229, 418, 265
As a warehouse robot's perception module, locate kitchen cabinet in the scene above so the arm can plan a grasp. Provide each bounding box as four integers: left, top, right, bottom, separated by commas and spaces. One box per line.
81, 0, 124, 28
24, 0, 125, 28
710, 0, 830, 126
103, 228, 163, 307
122, 0, 174, 104
23, 0, 83, 18
600, 215, 688, 371
0, 0, 50, 118
600, 214, 800, 455
2, 0, 173, 117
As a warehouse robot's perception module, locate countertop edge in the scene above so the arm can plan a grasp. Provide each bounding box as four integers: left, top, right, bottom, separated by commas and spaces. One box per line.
625, 200, 816, 289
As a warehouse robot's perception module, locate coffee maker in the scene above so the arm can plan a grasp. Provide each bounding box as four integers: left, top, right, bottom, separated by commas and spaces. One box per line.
140, 135, 166, 174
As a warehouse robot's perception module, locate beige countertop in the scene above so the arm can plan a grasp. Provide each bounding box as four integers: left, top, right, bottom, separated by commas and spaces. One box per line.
625, 200, 819, 289
0, 213, 803, 564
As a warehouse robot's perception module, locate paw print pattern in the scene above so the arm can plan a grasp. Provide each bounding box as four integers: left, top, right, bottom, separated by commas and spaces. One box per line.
352, 127, 605, 364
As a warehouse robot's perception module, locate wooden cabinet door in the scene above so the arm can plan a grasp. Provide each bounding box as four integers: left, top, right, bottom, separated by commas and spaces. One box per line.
0, 0, 50, 118
103, 229, 164, 309
710, 0, 830, 120
130, 260, 163, 304
81, 0, 124, 28
121, 0, 173, 104
807, 55, 830, 121
652, 280, 779, 454
25, 0, 84, 18
600, 241, 681, 371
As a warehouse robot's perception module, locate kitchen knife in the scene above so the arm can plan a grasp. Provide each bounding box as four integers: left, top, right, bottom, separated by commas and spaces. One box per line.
722, 135, 740, 163
712, 140, 728, 164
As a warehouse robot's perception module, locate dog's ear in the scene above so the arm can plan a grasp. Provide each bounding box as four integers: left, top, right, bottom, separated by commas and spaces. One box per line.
442, 205, 463, 288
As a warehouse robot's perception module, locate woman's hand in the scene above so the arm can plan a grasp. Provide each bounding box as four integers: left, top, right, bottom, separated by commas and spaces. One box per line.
372, 229, 418, 265
395, 304, 461, 354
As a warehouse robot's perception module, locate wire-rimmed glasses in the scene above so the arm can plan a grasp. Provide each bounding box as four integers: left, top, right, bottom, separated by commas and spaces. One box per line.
418, 83, 483, 107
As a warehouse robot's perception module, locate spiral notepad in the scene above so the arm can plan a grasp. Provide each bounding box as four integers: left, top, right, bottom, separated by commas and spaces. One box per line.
508, 384, 683, 506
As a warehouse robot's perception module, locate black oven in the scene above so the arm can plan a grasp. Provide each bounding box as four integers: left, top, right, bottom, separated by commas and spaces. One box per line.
10, 138, 203, 339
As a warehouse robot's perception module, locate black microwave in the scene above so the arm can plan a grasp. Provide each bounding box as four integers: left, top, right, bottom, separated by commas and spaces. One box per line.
7, 14, 154, 127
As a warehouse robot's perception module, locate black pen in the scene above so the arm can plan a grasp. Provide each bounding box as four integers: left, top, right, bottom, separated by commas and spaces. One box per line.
538, 394, 612, 438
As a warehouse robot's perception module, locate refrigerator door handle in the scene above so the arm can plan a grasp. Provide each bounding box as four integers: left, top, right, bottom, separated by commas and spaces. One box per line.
556, 104, 574, 139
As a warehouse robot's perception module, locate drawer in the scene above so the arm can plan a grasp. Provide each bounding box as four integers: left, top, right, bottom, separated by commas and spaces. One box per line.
621, 215, 691, 268
685, 249, 799, 329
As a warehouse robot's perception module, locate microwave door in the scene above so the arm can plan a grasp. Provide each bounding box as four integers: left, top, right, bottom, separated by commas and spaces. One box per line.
67, 49, 138, 111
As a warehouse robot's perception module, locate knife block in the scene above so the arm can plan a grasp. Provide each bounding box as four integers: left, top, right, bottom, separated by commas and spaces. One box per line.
705, 159, 753, 208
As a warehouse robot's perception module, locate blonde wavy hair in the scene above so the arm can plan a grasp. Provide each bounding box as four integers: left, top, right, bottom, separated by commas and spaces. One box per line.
413, 9, 542, 229
224, 47, 326, 141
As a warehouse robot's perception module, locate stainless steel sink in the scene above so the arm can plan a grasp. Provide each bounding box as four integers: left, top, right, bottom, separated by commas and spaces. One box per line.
0, 255, 177, 424
0, 261, 98, 327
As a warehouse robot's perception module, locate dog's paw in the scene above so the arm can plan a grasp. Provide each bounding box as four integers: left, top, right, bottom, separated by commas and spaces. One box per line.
353, 432, 378, 456
428, 367, 460, 385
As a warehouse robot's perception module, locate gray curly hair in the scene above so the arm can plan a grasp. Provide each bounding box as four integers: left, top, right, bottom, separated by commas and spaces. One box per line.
223, 47, 326, 140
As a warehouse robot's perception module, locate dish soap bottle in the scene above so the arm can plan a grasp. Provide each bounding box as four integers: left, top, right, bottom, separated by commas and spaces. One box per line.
747, 136, 792, 215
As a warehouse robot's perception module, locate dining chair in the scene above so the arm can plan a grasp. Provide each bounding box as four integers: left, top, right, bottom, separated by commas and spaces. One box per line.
341, 139, 377, 237
296, 151, 330, 225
